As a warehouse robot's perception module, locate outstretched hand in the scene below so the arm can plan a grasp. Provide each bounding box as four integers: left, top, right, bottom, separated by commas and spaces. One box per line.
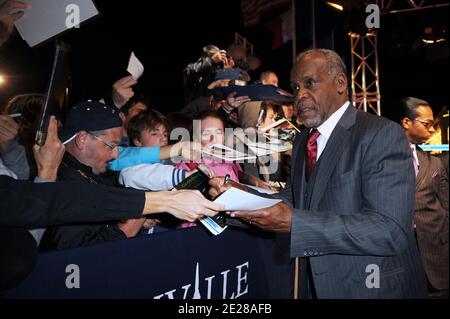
208, 176, 249, 199
0, 114, 19, 152
223, 92, 251, 113
163, 190, 225, 222
33, 116, 65, 181
229, 202, 292, 233
0, 0, 31, 46
112, 75, 138, 108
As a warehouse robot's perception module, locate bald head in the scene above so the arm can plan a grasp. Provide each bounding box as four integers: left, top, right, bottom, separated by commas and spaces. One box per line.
260, 71, 279, 87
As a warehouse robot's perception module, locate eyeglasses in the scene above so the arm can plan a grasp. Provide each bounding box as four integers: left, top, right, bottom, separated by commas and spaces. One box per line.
88, 133, 119, 152
413, 119, 435, 130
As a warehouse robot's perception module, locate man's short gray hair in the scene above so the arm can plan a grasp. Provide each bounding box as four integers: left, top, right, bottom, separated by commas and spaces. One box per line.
296, 49, 347, 79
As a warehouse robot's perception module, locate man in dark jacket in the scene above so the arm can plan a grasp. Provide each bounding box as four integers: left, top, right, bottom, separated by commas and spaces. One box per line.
40, 101, 149, 251
39, 101, 222, 251
183, 44, 229, 104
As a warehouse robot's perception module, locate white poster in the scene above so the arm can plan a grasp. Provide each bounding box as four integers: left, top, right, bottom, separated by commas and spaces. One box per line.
15, 0, 99, 47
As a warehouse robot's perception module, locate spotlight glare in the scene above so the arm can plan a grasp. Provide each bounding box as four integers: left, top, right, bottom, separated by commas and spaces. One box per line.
422, 39, 435, 44
326, 1, 344, 11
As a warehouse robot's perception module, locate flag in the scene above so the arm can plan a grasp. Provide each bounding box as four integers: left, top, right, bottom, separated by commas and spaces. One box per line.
264, 8, 293, 49
241, 0, 290, 27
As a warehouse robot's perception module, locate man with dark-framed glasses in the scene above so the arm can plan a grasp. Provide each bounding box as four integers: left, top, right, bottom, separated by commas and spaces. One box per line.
400, 97, 449, 299
41, 100, 197, 251
39, 100, 142, 251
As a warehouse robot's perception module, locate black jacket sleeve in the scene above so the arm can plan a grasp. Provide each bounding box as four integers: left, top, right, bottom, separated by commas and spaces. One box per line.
39, 223, 127, 252
184, 57, 214, 78
0, 176, 145, 228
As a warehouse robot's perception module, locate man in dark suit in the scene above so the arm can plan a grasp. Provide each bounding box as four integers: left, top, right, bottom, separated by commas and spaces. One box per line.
400, 97, 449, 298
210, 49, 427, 298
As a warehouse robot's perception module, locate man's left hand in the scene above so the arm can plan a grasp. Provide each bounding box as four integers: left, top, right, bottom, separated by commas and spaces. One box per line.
230, 202, 293, 233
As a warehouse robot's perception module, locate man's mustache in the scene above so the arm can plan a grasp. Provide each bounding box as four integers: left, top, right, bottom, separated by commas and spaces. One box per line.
295, 99, 317, 111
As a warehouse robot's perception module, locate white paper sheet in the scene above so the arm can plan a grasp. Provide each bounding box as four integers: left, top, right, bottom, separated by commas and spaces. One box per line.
234, 131, 292, 156
201, 144, 256, 161
15, 0, 99, 47
258, 118, 287, 132
213, 187, 281, 211
127, 51, 144, 80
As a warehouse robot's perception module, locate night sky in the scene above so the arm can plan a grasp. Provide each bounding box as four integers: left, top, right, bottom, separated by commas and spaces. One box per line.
0, 0, 448, 122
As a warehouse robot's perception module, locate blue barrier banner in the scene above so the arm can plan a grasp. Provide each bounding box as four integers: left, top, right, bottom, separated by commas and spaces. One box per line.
418, 144, 449, 152
1, 226, 292, 299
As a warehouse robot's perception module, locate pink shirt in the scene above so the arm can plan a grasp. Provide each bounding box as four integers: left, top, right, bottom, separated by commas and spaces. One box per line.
176, 158, 242, 182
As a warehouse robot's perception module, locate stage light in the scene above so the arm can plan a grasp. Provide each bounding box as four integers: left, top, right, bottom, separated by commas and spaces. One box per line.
422, 39, 435, 44
421, 26, 447, 45
407, 0, 418, 8
0, 74, 6, 86
326, 1, 344, 12
421, 37, 446, 45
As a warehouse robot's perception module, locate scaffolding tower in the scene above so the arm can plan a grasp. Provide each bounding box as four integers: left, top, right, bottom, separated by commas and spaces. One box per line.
378, 0, 449, 15
349, 1, 449, 116
349, 31, 381, 116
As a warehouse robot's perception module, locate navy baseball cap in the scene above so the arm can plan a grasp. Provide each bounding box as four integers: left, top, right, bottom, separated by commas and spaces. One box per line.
59, 100, 123, 144
208, 68, 249, 89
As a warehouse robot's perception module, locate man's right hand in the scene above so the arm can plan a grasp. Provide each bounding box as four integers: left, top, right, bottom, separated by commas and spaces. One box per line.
0, 114, 19, 152
211, 50, 228, 64
111, 75, 138, 108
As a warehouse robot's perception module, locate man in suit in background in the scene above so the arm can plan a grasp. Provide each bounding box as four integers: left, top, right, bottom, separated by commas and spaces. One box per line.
400, 97, 449, 299
211, 49, 427, 298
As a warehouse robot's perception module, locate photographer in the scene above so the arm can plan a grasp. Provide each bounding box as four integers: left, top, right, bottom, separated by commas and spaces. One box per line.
183, 44, 234, 104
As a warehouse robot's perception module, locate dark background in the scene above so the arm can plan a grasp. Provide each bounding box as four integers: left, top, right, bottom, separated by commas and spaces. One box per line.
0, 0, 448, 122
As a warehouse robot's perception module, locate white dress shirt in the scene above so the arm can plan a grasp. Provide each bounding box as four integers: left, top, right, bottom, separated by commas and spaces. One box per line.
315, 101, 351, 159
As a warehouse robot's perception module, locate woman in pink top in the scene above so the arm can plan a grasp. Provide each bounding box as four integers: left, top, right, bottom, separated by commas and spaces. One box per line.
176, 110, 271, 188
176, 110, 242, 181
176, 110, 273, 229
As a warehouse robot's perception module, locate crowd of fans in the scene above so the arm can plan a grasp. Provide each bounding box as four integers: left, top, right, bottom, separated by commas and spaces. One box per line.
0, 0, 447, 298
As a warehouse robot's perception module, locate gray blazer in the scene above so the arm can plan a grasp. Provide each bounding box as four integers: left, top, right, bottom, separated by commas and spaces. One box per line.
279, 106, 427, 298
414, 149, 449, 290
